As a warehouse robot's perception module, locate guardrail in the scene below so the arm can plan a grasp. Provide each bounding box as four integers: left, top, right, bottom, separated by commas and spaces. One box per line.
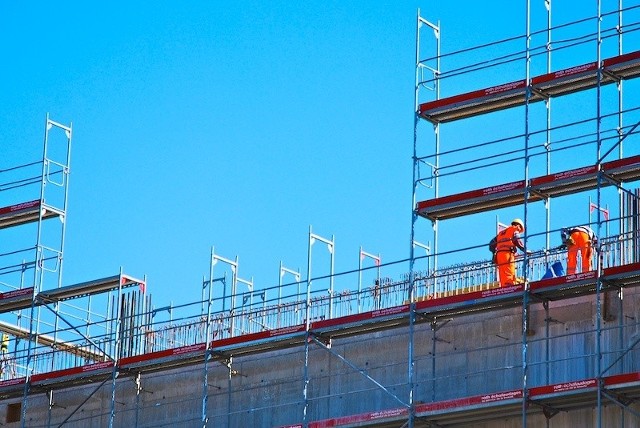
0, 232, 637, 384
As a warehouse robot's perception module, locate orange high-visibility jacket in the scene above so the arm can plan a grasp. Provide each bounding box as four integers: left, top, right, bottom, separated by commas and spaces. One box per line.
495, 225, 525, 253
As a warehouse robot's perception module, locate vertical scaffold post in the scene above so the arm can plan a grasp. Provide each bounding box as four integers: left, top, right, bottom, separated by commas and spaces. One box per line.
202, 247, 216, 427
410, 10, 439, 428
358, 246, 380, 313
303, 226, 334, 426
595, 1, 604, 427
21, 114, 72, 428
109, 267, 125, 428
543, 0, 553, 252
521, 0, 532, 426
616, 0, 625, 242
308, 227, 335, 319
303, 226, 312, 427
211, 249, 239, 336
279, 262, 301, 308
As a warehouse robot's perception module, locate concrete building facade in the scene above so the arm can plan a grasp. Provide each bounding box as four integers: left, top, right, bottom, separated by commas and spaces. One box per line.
2, 2, 640, 427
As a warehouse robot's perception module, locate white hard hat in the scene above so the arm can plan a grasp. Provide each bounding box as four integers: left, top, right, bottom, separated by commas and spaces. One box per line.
511, 218, 524, 229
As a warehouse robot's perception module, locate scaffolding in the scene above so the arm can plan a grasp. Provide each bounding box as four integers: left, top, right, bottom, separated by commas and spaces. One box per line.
2, 2, 640, 428
0, 115, 147, 427
410, 1, 640, 427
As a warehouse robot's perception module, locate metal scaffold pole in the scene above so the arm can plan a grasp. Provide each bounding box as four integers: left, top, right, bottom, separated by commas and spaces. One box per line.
303, 226, 312, 427
303, 226, 335, 426
596, 1, 603, 426
411, 9, 439, 427
109, 268, 125, 428
522, 0, 532, 425
20, 114, 73, 427
201, 247, 215, 427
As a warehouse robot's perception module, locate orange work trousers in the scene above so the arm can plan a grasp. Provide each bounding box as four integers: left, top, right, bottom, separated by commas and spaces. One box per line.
495, 250, 516, 287
567, 231, 593, 274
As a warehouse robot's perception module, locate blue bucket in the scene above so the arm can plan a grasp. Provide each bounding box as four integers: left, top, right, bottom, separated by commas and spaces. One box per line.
541, 261, 565, 279
551, 261, 565, 277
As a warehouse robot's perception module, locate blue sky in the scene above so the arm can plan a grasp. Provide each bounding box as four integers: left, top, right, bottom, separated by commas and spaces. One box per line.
2, 2, 638, 308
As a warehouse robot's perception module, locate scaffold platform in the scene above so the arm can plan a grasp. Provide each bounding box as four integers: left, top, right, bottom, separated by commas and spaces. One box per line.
418, 50, 640, 124
0, 200, 63, 230
416, 155, 640, 221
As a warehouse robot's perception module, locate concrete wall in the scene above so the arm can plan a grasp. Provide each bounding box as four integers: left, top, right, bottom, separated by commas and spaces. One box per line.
2, 287, 640, 427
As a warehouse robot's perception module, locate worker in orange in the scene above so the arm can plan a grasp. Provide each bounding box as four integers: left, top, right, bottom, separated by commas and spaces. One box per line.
494, 218, 529, 287
561, 226, 597, 274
